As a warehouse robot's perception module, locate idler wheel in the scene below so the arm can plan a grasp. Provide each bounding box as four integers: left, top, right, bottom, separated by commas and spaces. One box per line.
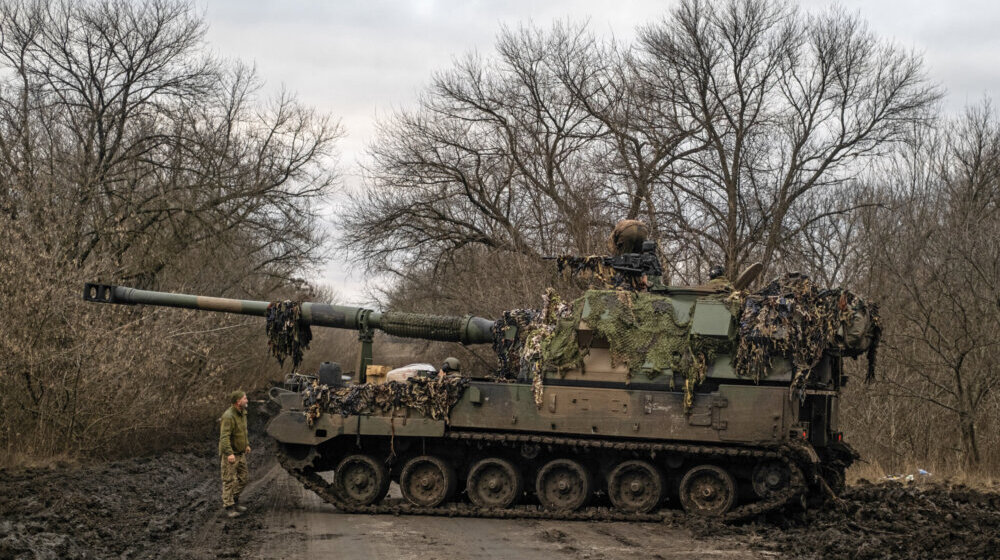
607, 460, 665, 513
535, 458, 592, 511
466, 457, 524, 508
751, 460, 791, 498
333, 454, 390, 506
678, 464, 736, 516
400, 455, 457, 507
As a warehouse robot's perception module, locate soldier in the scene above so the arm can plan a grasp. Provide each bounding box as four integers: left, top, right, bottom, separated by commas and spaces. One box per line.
607, 219, 662, 290
706, 265, 734, 291
438, 357, 461, 379
607, 219, 649, 256
220, 390, 251, 518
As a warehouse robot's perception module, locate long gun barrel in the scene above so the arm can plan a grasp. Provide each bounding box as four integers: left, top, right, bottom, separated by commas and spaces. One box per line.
83, 283, 495, 345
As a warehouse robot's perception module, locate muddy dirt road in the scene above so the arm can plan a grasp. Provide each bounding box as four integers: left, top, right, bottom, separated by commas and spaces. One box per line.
243, 462, 763, 560
3, 417, 998, 560
4, 446, 1000, 560
0, 442, 762, 560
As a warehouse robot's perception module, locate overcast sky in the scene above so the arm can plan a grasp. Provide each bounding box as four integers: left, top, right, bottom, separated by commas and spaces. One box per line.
199, 0, 1000, 305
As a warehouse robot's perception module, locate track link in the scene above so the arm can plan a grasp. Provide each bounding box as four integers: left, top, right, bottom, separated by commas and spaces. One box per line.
277, 431, 808, 523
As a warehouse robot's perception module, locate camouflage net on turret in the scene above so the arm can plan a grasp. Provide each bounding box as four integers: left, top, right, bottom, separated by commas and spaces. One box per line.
503, 288, 724, 410
266, 300, 313, 368
491, 309, 539, 380
493, 275, 881, 411
578, 290, 732, 410
522, 289, 579, 407
301, 376, 469, 426
734, 274, 882, 392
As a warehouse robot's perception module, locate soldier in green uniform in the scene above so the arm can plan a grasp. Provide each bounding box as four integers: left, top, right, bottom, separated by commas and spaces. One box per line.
220, 390, 251, 518
437, 357, 461, 379
706, 265, 734, 291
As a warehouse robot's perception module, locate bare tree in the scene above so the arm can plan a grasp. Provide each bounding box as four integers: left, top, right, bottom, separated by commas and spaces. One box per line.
870, 104, 1000, 466
0, 0, 340, 459
0, 0, 339, 288
553, 32, 704, 237
345, 1, 938, 287
343, 23, 620, 277
637, 0, 939, 280
777, 181, 877, 287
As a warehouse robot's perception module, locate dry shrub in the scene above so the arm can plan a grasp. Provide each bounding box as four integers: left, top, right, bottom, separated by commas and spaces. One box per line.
841, 369, 1000, 482
0, 0, 337, 462
0, 233, 289, 460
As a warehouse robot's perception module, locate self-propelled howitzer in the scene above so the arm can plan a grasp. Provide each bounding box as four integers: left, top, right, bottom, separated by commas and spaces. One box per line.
83, 277, 872, 521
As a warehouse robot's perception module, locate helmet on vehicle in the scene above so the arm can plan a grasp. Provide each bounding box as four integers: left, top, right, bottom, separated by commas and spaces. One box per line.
441, 357, 460, 373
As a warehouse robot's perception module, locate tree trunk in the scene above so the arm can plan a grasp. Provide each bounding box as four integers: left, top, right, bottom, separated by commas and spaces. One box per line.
958, 412, 981, 466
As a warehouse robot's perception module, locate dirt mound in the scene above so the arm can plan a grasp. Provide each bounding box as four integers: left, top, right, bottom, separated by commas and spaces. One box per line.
687, 480, 1000, 560
0, 450, 217, 559
0, 403, 273, 560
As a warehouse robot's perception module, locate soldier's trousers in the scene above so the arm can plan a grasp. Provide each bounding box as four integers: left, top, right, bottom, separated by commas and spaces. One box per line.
220, 453, 249, 507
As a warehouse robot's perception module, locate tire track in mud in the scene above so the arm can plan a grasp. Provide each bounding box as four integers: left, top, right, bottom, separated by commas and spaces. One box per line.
0, 450, 222, 560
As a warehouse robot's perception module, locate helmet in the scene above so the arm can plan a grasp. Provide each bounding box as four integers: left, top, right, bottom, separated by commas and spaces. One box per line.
607, 219, 649, 255
709, 265, 725, 280
441, 357, 460, 373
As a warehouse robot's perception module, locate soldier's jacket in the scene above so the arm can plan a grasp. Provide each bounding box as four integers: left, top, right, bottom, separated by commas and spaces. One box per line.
219, 406, 248, 456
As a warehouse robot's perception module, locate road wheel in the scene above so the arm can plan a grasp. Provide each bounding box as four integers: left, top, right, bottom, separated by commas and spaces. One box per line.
607, 460, 665, 513
751, 460, 792, 498
678, 464, 736, 516
467, 457, 523, 508
400, 455, 457, 507
333, 454, 390, 506
535, 458, 591, 511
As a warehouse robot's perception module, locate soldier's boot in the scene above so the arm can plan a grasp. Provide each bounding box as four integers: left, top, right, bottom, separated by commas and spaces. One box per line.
225, 506, 242, 518
234, 497, 247, 513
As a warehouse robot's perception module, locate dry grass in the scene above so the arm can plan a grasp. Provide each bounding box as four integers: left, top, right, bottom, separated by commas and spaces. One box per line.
0, 451, 79, 471
848, 459, 1000, 492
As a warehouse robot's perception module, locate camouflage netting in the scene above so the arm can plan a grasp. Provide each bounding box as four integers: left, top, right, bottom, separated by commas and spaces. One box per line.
491, 308, 539, 380
492, 274, 881, 411
578, 290, 733, 410
734, 274, 882, 391
555, 256, 636, 290
302, 376, 470, 426
521, 289, 579, 406
502, 288, 726, 410
266, 300, 313, 368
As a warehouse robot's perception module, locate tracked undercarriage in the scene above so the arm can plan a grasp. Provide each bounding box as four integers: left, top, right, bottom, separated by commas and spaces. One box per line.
275, 429, 812, 521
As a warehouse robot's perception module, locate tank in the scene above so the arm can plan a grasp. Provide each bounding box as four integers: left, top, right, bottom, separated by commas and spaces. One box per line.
82, 274, 875, 520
